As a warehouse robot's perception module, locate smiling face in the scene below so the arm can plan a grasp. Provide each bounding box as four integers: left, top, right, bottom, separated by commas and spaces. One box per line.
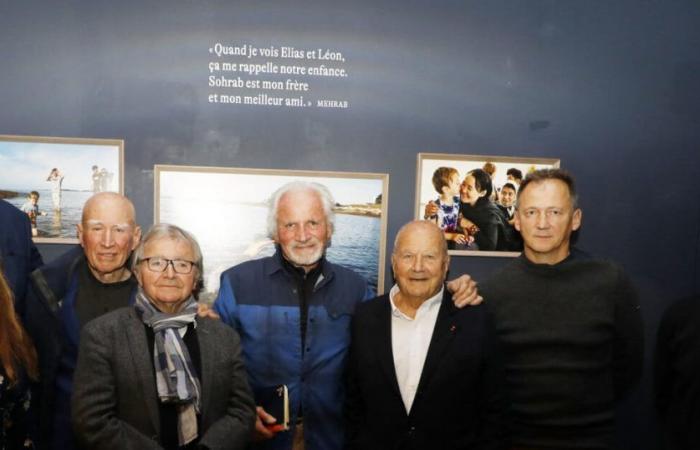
515, 179, 582, 265
77, 193, 141, 283
136, 237, 198, 313
500, 186, 516, 207
274, 189, 332, 271
460, 175, 487, 206
392, 222, 449, 304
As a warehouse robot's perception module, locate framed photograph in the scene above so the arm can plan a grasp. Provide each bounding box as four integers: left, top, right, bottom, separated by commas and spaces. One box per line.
155, 165, 389, 301
0, 135, 124, 244
415, 153, 560, 257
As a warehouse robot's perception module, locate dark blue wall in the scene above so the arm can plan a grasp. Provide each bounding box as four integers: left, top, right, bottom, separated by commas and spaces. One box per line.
3, 1, 699, 448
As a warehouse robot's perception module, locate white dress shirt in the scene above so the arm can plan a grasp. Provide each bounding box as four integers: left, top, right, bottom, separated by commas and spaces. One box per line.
389, 284, 443, 414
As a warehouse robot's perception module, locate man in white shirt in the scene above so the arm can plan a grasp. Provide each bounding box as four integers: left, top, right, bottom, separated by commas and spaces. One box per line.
345, 220, 508, 450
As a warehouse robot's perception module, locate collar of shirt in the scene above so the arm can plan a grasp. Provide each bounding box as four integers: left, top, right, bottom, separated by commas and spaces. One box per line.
389, 284, 444, 320
388, 284, 444, 414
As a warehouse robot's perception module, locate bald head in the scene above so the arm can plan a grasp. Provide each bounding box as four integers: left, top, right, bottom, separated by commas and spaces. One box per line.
393, 221, 448, 259
392, 221, 449, 304
78, 192, 141, 283
81, 192, 136, 226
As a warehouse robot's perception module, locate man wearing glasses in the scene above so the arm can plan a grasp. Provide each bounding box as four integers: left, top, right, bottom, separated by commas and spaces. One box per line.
24, 192, 142, 450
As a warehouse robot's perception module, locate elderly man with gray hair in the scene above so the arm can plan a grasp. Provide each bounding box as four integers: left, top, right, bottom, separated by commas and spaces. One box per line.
72, 223, 255, 450
213, 181, 483, 450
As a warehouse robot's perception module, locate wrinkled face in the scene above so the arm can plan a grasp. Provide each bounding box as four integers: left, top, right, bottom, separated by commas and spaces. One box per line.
392, 223, 449, 302
514, 179, 582, 265
78, 196, 141, 282
460, 175, 487, 206
500, 187, 516, 207
136, 237, 198, 313
275, 189, 332, 270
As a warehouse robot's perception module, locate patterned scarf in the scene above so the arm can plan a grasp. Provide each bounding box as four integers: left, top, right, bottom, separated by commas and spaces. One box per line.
134, 287, 201, 446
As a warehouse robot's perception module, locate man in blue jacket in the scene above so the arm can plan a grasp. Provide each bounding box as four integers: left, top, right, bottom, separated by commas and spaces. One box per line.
214, 181, 481, 450
24, 192, 142, 450
0, 198, 43, 315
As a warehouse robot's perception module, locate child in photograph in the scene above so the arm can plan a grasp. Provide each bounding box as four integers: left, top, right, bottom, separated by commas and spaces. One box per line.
91, 165, 101, 193
430, 167, 469, 246
20, 191, 47, 237
46, 168, 64, 211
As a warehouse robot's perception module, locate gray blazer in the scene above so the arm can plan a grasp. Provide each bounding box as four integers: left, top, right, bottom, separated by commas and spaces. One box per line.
72, 306, 256, 450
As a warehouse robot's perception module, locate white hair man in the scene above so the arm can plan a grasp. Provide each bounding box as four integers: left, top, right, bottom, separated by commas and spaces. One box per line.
213, 181, 481, 450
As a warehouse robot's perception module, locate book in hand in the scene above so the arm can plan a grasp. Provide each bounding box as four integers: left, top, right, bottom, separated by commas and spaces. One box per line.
255, 384, 290, 431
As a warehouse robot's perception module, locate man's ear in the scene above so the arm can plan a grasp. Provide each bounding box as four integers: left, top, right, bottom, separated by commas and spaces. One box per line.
571, 208, 582, 231
131, 225, 142, 251
514, 212, 521, 232
77, 223, 85, 247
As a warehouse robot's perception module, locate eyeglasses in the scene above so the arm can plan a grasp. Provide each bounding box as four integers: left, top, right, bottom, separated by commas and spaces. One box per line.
140, 257, 195, 274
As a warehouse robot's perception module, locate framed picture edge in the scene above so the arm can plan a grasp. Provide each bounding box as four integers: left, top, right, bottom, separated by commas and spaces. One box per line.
153, 164, 390, 294
1, 134, 125, 244
414, 152, 561, 257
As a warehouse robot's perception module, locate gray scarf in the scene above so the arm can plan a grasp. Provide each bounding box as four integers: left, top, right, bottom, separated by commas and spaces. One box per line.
134, 287, 201, 446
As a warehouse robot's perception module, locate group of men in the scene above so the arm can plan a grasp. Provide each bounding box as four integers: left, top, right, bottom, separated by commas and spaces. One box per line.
0, 167, 693, 449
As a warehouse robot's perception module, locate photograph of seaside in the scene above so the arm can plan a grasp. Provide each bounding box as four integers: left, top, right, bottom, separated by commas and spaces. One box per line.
0, 135, 123, 243
416, 153, 559, 257
155, 165, 389, 301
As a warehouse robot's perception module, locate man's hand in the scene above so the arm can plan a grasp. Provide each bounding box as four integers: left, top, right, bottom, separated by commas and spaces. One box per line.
446, 274, 482, 308
252, 406, 285, 441
197, 303, 220, 319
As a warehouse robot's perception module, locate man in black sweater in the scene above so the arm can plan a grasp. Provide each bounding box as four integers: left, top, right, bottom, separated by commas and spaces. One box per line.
480, 169, 644, 449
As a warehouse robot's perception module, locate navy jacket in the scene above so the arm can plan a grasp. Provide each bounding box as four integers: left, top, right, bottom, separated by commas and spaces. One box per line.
345, 290, 509, 450
24, 246, 136, 450
214, 250, 373, 450
0, 199, 43, 315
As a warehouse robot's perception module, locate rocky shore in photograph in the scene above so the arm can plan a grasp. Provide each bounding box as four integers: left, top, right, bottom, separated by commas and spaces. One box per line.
0, 189, 21, 199
333, 203, 381, 217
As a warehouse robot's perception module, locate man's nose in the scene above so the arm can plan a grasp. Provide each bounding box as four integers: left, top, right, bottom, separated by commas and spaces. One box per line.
163, 261, 177, 278
296, 225, 309, 241
411, 256, 424, 272
536, 212, 549, 228
101, 229, 115, 246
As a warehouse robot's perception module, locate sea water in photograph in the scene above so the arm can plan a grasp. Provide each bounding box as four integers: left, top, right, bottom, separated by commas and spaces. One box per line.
2, 189, 92, 239
158, 178, 383, 300
1, 138, 121, 240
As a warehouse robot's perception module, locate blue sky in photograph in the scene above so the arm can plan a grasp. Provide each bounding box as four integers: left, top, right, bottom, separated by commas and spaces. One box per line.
0, 141, 120, 191
159, 170, 384, 206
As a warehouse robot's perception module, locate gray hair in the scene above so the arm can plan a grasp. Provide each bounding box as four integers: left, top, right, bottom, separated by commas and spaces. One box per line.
266, 181, 336, 239
131, 223, 204, 297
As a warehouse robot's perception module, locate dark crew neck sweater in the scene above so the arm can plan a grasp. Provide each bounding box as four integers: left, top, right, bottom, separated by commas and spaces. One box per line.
480, 251, 643, 449
75, 260, 135, 328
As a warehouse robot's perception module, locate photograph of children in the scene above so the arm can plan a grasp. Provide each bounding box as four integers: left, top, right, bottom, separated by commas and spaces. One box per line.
0, 135, 124, 243
155, 165, 389, 301
416, 153, 560, 256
